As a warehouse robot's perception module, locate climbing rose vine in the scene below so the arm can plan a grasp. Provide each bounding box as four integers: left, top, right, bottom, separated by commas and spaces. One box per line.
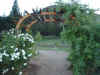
60, 1, 100, 75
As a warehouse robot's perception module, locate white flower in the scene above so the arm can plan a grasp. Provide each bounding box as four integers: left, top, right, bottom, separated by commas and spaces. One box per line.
22, 49, 26, 55
11, 57, 14, 61
11, 52, 20, 60
11, 67, 14, 70
28, 38, 34, 43
28, 53, 32, 57
11, 46, 14, 48
30, 39, 34, 43
15, 48, 18, 51
18, 34, 24, 37
3, 51, 9, 57
23, 56, 27, 60
23, 63, 27, 66
16, 52, 20, 57
19, 71, 23, 75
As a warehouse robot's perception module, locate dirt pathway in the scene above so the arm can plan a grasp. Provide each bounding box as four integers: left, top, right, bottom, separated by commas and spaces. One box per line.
23, 50, 72, 75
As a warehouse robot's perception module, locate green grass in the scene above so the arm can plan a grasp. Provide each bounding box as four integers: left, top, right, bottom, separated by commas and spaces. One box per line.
36, 36, 70, 51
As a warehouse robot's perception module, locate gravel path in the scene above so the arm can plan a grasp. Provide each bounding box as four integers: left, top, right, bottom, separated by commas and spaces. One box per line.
23, 50, 72, 75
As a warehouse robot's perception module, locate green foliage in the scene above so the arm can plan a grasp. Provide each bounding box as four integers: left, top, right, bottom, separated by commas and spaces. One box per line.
0, 17, 15, 32
0, 29, 35, 75
31, 22, 61, 36
60, 2, 100, 75
10, 0, 21, 17
34, 32, 42, 42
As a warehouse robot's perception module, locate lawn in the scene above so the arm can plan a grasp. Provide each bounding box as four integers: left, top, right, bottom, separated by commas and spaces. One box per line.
36, 36, 69, 51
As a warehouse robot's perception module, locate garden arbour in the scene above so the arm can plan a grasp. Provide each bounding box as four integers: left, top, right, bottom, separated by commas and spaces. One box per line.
15, 8, 66, 32
0, 1, 100, 75
15, 2, 100, 75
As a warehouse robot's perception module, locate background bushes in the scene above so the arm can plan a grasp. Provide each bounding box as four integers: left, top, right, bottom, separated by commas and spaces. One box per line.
31, 22, 62, 36
0, 17, 15, 32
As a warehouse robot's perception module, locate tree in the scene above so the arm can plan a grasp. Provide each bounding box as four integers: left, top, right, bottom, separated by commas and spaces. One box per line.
10, 0, 21, 17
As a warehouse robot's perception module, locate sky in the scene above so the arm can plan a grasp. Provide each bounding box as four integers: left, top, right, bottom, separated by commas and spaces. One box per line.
0, 0, 100, 16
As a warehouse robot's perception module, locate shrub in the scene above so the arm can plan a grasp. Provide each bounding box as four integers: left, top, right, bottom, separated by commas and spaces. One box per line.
0, 29, 35, 75
34, 32, 42, 42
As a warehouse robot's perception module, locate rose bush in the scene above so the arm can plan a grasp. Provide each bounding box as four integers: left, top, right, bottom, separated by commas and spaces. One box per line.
0, 29, 35, 75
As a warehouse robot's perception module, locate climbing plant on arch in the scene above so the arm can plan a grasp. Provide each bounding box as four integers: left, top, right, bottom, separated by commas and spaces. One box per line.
61, 1, 100, 75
